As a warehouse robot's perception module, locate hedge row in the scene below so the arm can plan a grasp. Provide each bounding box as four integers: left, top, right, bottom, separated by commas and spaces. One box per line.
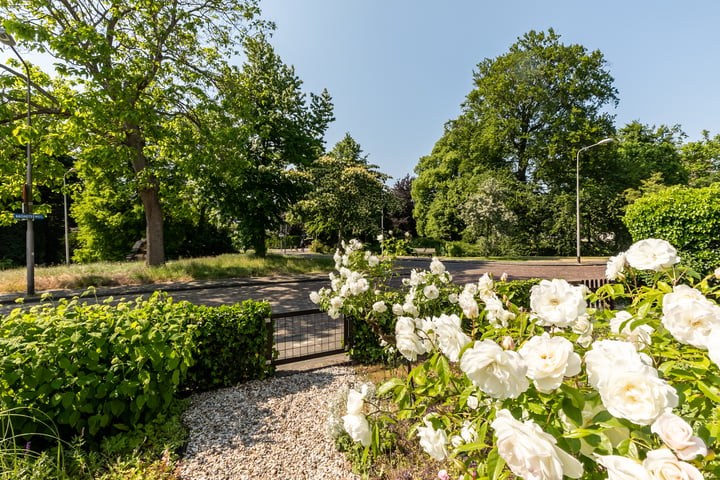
0, 293, 273, 442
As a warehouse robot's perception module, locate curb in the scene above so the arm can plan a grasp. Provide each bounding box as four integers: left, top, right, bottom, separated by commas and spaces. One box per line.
0, 274, 329, 307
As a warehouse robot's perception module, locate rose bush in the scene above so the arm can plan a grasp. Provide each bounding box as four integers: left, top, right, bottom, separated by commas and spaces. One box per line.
314, 238, 720, 479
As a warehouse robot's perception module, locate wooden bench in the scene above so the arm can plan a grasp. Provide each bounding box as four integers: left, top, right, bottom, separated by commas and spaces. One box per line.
126, 238, 147, 261
412, 247, 436, 257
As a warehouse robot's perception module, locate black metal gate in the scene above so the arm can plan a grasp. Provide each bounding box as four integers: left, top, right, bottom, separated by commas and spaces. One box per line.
268, 308, 352, 365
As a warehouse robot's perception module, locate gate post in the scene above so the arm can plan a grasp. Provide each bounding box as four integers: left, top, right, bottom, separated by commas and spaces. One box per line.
343, 314, 354, 352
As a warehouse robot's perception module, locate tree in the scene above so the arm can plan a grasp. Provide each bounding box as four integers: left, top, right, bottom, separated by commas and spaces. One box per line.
184, 36, 333, 257
616, 122, 688, 188
413, 29, 619, 254
387, 174, 416, 236
2, 0, 268, 265
293, 134, 390, 247
459, 176, 517, 255
680, 130, 720, 187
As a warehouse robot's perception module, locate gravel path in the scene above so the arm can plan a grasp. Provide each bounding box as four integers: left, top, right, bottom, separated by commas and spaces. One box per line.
178, 366, 362, 480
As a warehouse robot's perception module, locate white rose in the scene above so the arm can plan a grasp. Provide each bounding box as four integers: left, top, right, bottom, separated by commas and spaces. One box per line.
342, 413, 371, 446
432, 314, 471, 362
477, 273, 495, 299
448, 293, 459, 304
459, 340, 529, 400
309, 291, 321, 304
345, 384, 369, 416
416, 418, 448, 461
572, 314, 594, 347
606, 252, 628, 281
643, 448, 703, 480
483, 294, 515, 328
330, 296, 344, 310
625, 238, 680, 271
430, 257, 446, 275
530, 279, 587, 328
395, 316, 427, 361
584, 339, 650, 390
392, 303, 404, 315
450, 420, 477, 447
458, 290, 479, 319
611, 311, 654, 350
598, 365, 678, 425
518, 333, 581, 393
651, 412, 707, 461
423, 284, 440, 300
715, 266, 720, 280
491, 409, 583, 480
466, 394, 479, 410
661, 285, 720, 348
708, 325, 720, 369
372, 300, 387, 313
595, 454, 651, 480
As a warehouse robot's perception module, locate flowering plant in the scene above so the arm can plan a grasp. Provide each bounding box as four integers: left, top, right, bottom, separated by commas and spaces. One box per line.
313, 238, 720, 479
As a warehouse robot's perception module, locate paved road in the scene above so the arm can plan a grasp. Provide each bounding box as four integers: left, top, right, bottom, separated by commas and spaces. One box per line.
0, 257, 606, 314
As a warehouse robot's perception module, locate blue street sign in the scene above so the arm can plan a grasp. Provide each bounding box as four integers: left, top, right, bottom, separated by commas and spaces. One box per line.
13, 213, 45, 220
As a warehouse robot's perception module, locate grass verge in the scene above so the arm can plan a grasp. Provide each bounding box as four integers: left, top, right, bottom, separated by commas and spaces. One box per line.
0, 253, 335, 293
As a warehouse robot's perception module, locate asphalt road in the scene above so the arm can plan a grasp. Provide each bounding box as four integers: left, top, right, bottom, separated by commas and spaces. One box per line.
0, 257, 606, 315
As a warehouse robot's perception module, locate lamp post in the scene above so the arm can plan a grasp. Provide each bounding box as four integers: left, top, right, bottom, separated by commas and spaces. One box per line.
0, 28, 35, 294
576, 138, 614, 264
63, 168, 76, 265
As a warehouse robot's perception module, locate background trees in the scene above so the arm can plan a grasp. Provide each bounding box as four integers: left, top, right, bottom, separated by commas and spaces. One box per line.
414, 29, 639, 256
1, 0, 269, 265
186, 36, 333, 257
292, 134, 390, 247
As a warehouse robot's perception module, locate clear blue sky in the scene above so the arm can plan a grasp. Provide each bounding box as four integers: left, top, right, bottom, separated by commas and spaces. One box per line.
258, 0, 720, 183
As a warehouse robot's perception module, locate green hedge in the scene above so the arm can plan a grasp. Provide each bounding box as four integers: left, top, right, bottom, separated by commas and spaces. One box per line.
0, 293, 273, 443
183, 300, 274, 392
624, 183, 720, 274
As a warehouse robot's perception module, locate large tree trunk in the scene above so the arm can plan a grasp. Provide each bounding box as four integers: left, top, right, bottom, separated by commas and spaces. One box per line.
127, 128, 165, 266
141, 186, 165, 266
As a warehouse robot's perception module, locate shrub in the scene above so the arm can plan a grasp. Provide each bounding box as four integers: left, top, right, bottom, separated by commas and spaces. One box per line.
443, 241, 485, 257
0, 293, 274, 445
0, 293, 196, 442
624, 183, 720, 274
320, 238, 720, 479
183, 300, 274, 392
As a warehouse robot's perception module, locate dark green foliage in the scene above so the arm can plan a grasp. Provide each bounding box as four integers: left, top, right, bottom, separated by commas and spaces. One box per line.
443, 241, 486, 257
0, 293, 273, 446
347, 314, 403, 366
624, 183, 720, 274
183, 300, 274, 392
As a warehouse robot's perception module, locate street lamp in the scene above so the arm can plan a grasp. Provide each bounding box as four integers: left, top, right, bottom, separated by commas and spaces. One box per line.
576, 137, 614, 264
63, 168, 76, 265
0, 27, 35, 294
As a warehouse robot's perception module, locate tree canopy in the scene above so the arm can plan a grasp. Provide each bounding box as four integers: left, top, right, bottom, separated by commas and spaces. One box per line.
292, 134, 390, 247
1, 0, 269, 265
413, 29, 624, 255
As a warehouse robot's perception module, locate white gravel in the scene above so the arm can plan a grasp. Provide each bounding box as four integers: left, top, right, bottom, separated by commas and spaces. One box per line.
178, 366, 362, 480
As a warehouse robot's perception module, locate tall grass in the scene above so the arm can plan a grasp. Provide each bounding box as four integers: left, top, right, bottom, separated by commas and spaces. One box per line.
0, 408, 66, 480
0, 253, 334, 293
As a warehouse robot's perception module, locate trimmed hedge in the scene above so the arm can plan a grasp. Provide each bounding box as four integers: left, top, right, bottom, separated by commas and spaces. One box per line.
624, 183, 720, 274
0, 293, 273, 442
183, 300, 274, 392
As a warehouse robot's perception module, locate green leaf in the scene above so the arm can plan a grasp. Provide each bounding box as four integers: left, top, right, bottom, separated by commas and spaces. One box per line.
377, 377, 405, 397
697, 381, 720, 403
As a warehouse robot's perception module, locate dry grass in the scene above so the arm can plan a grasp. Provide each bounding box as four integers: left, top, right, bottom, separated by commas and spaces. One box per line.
0, 253, 335, 293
